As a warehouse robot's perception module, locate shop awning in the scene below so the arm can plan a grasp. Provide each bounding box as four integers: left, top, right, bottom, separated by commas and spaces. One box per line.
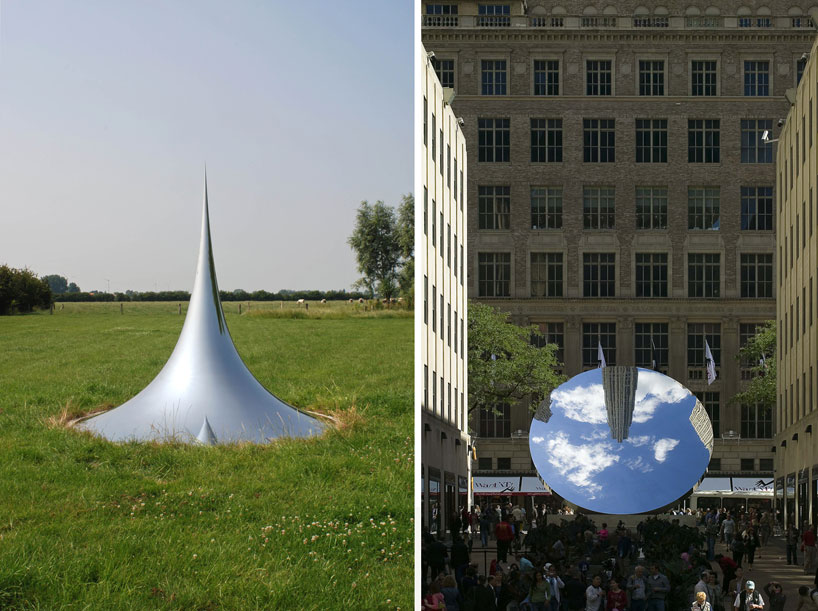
694, 477, 773, 495
472, 476, 551, 496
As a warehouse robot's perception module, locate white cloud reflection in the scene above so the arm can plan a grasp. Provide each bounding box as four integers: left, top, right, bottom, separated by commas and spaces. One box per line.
545, 431, 619, 495
552, 383, 606, 423
632, 370, 690, 423
653, 438, 680, 462
625, 455, 654, 473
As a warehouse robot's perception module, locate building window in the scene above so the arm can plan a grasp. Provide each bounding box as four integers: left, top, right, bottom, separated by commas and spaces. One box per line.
530, 119, 562, 162
688, 253, 720, 298
708, 457, 722, 471
739, 15, 771, 27
530, 187, 562, 230
423, 188, 428, 236
481, 60, 507, 95
431, 200, 436, 246
688, 187, 720, 230
687, 323, 721, 371
635, 253, 668, 297
478, 118, 510, 162
741, 403, 773, 438
741, 119, 773, 163
431, 284, 436, 332
583, 253, 616, 297
694, 391, 720, 437
744, 61, 770, 96
638, 60, 665, 96
586, 60, 612, 95
423, 97, 427, 147
432, 57, 455, 88
479, 403, 511, 437
423, 276, 428, 325
533, 60, 559, 95
431, 113, 436, 160
583, 322, 616, 367
496, 457, 512, 470
478, 185, 510, 230
739, 322, 762, 376
688, 119, 720, 163
530, 252, 563, 297
583, 186, 615, 229
635, 322, 668, 369
636, 187, 668, 229
432, 371, 437, 411
741, 186, 774, 230
635, 119, 667, 163
535, 322, 565, 364
477, 4, 511, 27
691, 60, 717, 96
759, 458, 774, 471
478, 253, 511, 297
740, 253, 773, 298
425, 4, 459, 27
477, 457, 492, 470
583, 119, 615, 162
453, 158, 458, 200
797, 57, 807, 85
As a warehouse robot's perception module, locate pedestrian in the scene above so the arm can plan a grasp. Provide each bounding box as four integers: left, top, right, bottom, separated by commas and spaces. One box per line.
728, 567, 745, 603
585, 575, 604, 611
606, 577, 627, 611
716, 554, 738, 595
693, 571, 714, 608
495, 514, 515, 564
722, 514, 736, 548
732, 534, 745, 568
804, 525, 816, 574
529, 571, 552, 611
744, 528, 759, 570
480, 507, 492, 548
645, 564, 670, 611
627, 565, 647, 611
762, 581, 785, 611
733, 580, 764, 611
691, 592, 712, 611
796, 585, 818, 610
787, 524, 800, 565
546, 564, 564, 611
423, 581, 446, 610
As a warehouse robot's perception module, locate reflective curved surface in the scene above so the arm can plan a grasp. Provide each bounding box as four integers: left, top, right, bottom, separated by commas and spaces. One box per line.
529, 367, 712, 514
78, 175, 325, 443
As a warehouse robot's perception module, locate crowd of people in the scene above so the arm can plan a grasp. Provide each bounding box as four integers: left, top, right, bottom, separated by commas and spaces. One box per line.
421, 502, 818, 611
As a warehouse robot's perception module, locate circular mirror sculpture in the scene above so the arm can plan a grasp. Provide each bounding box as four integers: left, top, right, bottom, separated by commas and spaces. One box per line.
529, 367, 713, 514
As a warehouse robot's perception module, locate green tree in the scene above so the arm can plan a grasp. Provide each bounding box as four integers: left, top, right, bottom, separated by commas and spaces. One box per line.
468, 302, 565, 417
67, 282, 80, 293
0, 265, 52, 314
42, 274, 68, 293
397, 193, 414, 303
731, 320, 776, 407
348, 200, 401, 300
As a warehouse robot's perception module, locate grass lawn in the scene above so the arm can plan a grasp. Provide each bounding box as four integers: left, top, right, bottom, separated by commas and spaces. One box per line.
0, 302, 413, 610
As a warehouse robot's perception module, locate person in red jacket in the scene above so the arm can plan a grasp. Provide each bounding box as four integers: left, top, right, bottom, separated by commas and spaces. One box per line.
606, 577, 628, 610
803, 524, 816, 574
495, 514, 514, 564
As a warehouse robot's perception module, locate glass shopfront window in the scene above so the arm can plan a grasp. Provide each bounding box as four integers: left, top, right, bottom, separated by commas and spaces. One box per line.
787, 473, 796, 528
775, 476, 784, 527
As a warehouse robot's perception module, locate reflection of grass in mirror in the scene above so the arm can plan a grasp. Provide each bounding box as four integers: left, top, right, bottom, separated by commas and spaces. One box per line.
0, 305, 412, 609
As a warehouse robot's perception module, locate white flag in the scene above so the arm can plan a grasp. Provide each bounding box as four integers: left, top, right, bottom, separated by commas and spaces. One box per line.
598, 342, 606, 368
705, 340, 716, 385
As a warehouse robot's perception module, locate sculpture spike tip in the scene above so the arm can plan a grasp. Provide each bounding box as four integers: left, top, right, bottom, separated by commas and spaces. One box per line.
196, 416, 217, 445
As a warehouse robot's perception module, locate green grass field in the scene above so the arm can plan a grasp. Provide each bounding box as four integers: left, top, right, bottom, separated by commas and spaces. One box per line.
0, 302, 413, 610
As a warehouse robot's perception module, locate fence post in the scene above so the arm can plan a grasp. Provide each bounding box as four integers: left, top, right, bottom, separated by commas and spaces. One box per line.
239, 303, 242, 315
120, 303, 123, 315
50, 303, 54, 315
178, 303, 182, 315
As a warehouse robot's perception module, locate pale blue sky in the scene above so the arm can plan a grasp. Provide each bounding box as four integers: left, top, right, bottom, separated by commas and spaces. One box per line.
0, 1, 412, 292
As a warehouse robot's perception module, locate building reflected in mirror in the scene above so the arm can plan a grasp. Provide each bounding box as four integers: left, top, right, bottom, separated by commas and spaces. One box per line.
603, 366, 637, 443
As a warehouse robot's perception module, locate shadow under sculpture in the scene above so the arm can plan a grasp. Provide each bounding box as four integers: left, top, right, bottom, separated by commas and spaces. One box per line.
78, 178, 325, 444
530, 367, 712, 514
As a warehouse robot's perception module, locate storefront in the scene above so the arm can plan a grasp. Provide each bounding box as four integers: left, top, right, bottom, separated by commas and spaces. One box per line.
690, 477, 773, 513
775, 477, 784, 526
786, 473, 796, 528
472, 476, 552, 516
799, 469, 809, 528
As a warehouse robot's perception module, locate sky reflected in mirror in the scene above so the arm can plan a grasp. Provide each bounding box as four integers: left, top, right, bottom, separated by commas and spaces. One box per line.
530, 367, 712, 514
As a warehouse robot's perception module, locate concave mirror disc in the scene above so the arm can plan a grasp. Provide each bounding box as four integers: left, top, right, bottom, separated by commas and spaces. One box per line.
529, 367, 713, 514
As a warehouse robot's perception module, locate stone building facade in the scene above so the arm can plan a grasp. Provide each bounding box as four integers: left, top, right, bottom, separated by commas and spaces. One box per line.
420, 43, 471, 535
775, 33, 818, 529
421, 0, 816, 505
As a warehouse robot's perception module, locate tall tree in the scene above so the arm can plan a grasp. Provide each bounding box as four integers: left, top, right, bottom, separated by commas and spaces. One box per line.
66, 282, 80, 293
468, 303, 565, 417
731, 320, 776, 407
42, 274, 68, 294
397, 193, 414, 303
348, 200, 401, 300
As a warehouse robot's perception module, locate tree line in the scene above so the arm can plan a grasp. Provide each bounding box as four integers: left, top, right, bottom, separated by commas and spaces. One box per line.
53, 288, 369, 303
0, 265, 52, 315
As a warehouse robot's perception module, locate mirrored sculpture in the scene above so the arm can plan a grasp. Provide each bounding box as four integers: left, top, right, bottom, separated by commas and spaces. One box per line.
529, 367, 712, 514
78, 176, 325, 443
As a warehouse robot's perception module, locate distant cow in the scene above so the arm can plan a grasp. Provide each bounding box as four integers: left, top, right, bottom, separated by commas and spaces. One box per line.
358, 298, 365, 303
297, 299, 305, 304
320, 299, 326, 303
348, 299, 354, 303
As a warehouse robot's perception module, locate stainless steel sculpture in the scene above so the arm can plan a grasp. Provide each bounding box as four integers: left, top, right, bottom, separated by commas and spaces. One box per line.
529, 367, 712, 514
78, 177, 325, 443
